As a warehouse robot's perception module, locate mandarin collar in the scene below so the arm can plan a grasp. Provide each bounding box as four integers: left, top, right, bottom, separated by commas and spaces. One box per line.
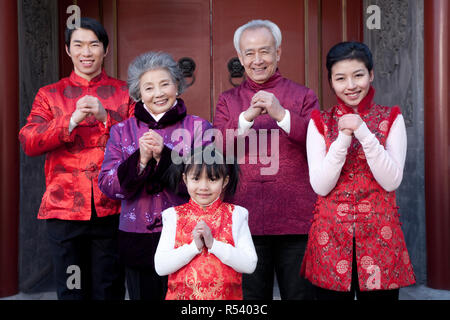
246, 68, 283, 91
188, 197, 222, 213
143, 100, 178, 122
69, 69, 107, 87
336, 86, 376, 114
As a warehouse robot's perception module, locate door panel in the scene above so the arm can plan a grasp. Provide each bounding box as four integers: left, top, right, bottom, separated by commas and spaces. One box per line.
321, 0, 363, 109
60, 0, 211, 120
116, 0, 211, 120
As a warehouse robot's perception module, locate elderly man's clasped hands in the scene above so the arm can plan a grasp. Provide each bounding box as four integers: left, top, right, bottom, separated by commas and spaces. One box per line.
243, 90, 286, 123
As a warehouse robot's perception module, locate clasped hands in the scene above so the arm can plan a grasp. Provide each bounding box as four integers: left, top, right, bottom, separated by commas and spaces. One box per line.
72, 95, 107, 125
193, 220, 214, 251
243, 90, 286, 123
338, 114, 363, 136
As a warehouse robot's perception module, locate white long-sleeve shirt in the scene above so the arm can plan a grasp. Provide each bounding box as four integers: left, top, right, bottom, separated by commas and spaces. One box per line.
238, 109, 291, 135
307, 114, 407, 196
154, 205, 258, 276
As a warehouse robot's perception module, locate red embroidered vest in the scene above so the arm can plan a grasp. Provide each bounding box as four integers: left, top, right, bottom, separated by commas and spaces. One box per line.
301, 88, 415, 291
166, 199, 242, 300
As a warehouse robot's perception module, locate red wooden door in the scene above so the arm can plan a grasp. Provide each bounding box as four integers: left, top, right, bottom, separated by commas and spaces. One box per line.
59, 0, 211, 120
59, 0, 363, 119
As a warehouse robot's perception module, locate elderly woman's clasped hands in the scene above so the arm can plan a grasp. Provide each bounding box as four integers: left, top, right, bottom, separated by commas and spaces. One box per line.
139, 129, 164, 165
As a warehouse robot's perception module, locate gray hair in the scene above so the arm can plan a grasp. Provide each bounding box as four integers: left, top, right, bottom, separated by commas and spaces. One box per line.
233, 19, 282, 54
127, 51, 186, 102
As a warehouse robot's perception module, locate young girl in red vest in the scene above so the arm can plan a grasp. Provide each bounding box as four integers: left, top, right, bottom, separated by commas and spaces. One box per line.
154, 146, 257, 300
301, 42, 415, 300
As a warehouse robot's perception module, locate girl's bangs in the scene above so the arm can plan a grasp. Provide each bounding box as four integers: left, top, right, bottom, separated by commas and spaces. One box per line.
185, 162, 227, 180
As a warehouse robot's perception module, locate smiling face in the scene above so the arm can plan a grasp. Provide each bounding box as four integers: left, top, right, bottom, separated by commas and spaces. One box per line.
139, 68, 178, 115
66, 28, 107, 81
237, 27, 281, 84
183, 166, 229, 209
330, 59, 374, 108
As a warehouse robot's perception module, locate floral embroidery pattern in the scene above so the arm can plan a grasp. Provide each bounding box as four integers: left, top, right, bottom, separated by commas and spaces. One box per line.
166, 200, 242, 300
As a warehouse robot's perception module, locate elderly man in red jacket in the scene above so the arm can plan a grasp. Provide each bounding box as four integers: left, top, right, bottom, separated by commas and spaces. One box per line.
19, 17, 133, 300
214, 19, 319, 300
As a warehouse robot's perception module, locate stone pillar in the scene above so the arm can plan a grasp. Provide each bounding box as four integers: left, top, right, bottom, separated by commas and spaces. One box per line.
18, 0, 59, 292
363, 0, 426, 284
0, 0, 20, 298
424, 0, 450, 290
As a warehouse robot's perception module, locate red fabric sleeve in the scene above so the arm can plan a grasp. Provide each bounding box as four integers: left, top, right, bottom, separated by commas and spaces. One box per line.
19, 89, 75, 157
310, 109, 325, 137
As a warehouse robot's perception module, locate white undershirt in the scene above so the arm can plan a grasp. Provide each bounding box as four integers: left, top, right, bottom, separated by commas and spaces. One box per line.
306, 114, 407, 196
154, 205, 258, 276
238, 109, 291, 135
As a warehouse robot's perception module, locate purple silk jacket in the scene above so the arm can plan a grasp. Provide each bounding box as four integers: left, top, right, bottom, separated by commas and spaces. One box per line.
213, 70, 319, 235
99, 99, 212, 234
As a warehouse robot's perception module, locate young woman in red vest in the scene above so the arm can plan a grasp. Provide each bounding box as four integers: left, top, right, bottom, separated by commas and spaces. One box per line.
154, 146, 257, 299
301, 42, 415, 300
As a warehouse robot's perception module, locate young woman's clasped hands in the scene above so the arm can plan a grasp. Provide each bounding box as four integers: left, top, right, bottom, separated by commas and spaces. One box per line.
338, 113, 363, 136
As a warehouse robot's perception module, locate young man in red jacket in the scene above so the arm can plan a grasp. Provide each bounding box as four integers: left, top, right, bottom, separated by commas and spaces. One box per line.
19, 17, 134, 300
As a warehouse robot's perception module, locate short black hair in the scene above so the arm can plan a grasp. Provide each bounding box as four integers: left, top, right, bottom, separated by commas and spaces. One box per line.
65, 17, 109, 51
326, 41, 373, 81
164, 145, 240, 198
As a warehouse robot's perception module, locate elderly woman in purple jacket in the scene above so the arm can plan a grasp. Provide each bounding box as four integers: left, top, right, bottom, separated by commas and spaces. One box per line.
99, 51, 211, 300
213, 20, 319, 300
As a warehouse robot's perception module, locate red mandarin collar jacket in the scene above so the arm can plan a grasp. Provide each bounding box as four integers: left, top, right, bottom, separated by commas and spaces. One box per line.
19, 70, 134, 220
